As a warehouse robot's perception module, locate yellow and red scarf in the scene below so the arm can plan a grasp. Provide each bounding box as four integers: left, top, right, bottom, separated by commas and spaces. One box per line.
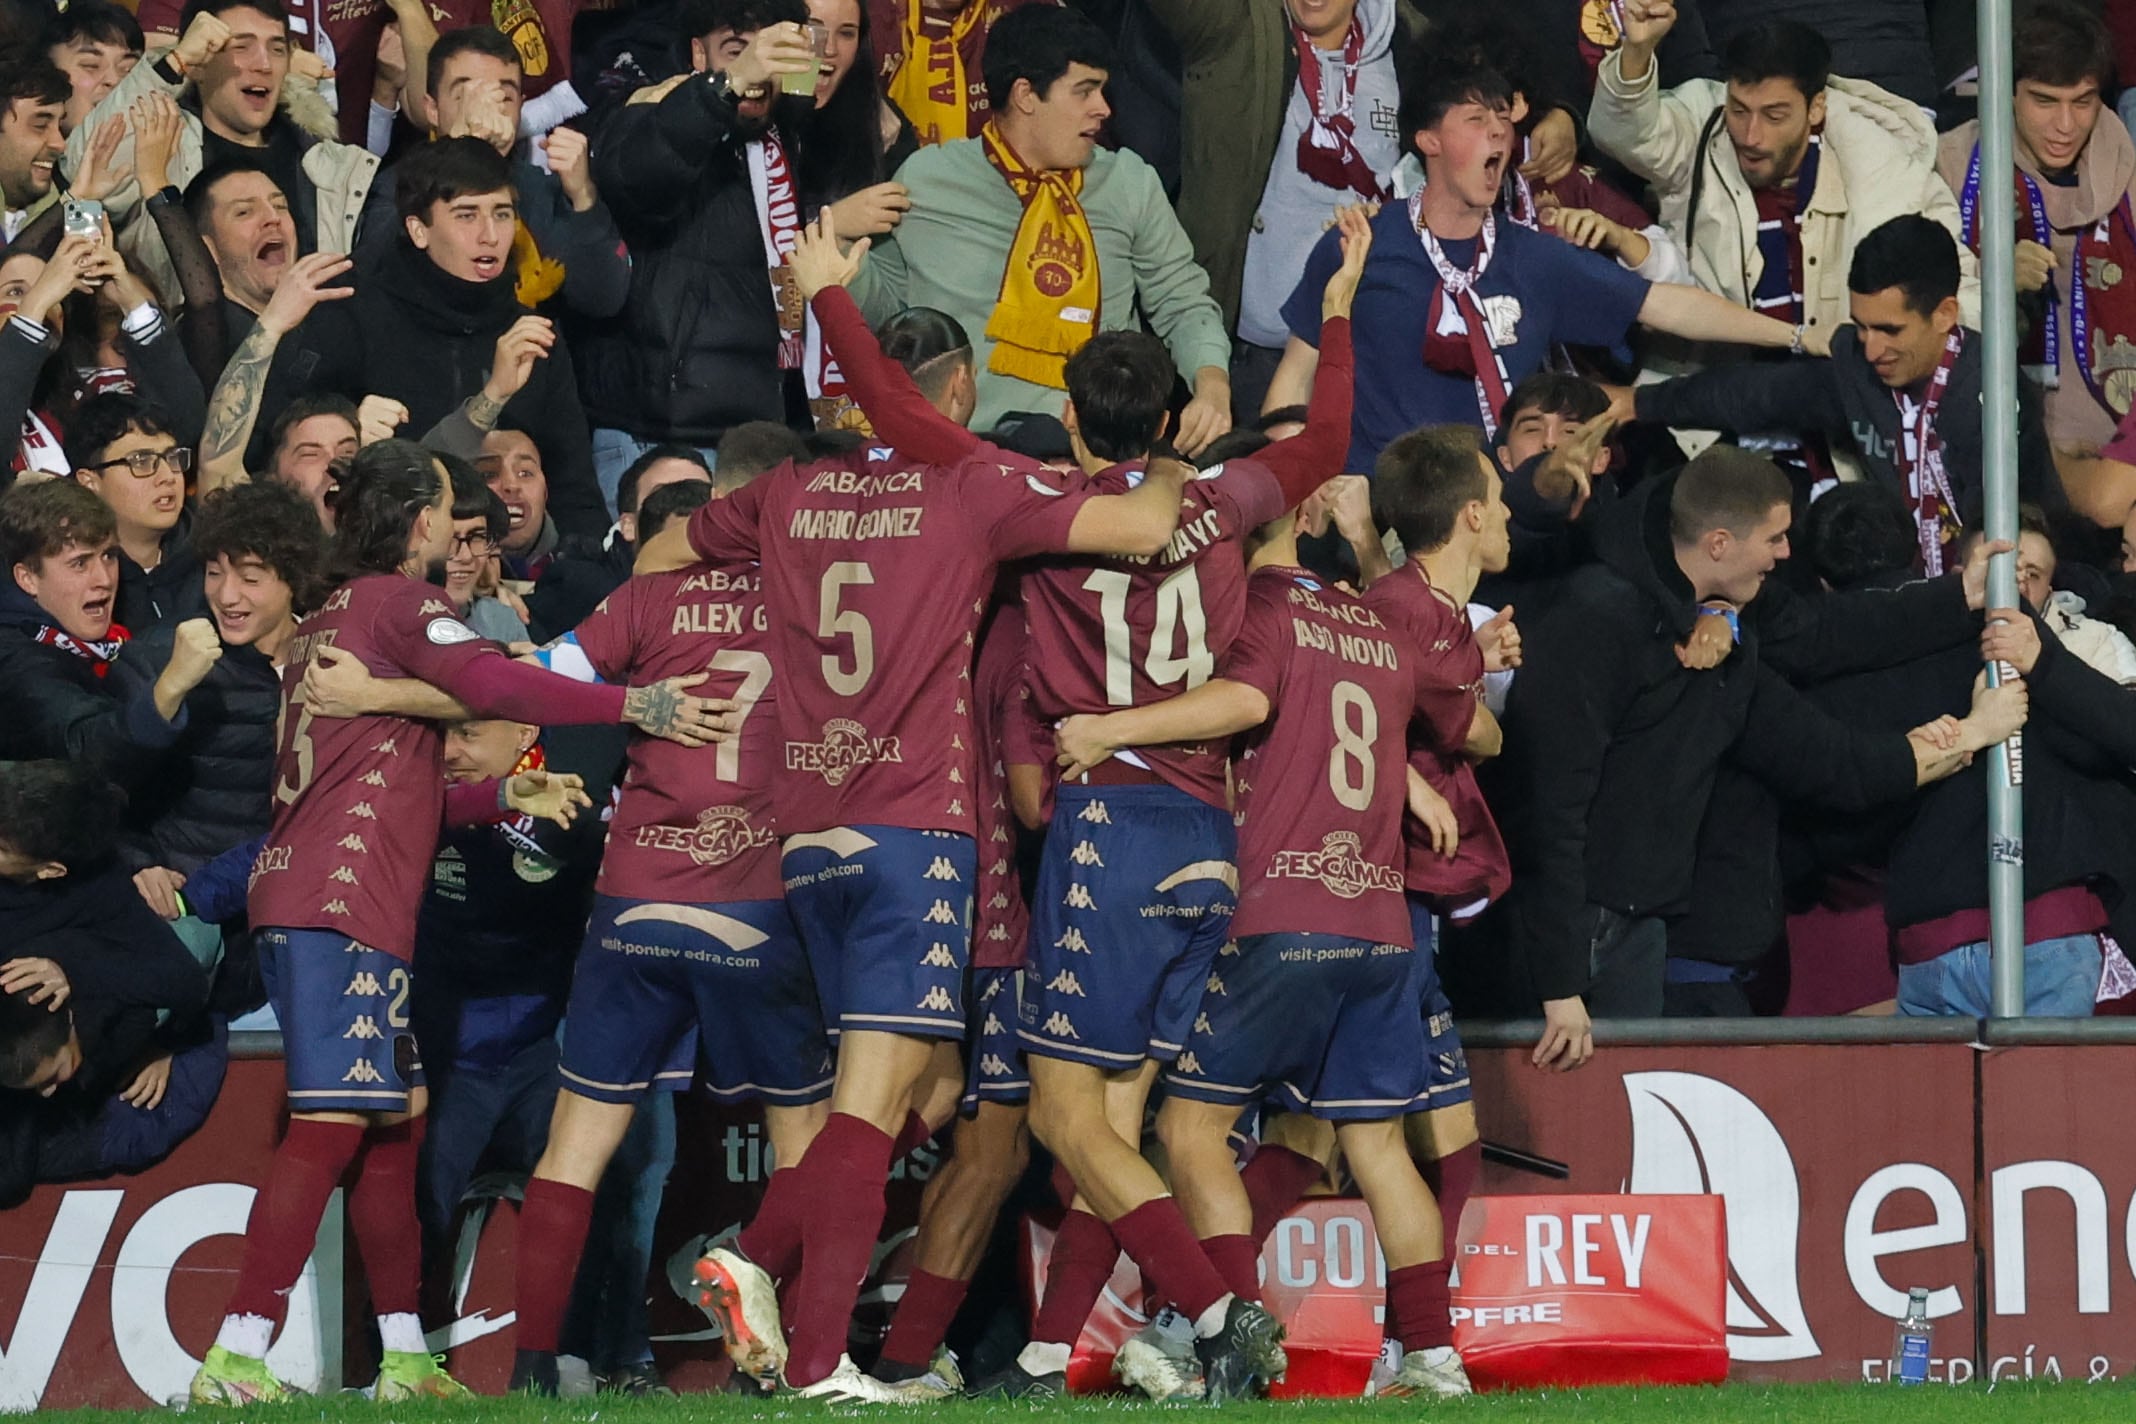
982, 122, 1100, 390
887, 0, 987, 146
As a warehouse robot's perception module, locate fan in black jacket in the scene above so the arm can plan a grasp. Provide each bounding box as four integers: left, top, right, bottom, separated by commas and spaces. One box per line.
582, 0, 818, 458
411, 719, 623, 1274
111, 481, 327, 877
1486, 447, 2025, 1062
0, 480, 205, 778
256, 140, 608, 538
1623, 216, 2070, 548
0, 762, 216, 1208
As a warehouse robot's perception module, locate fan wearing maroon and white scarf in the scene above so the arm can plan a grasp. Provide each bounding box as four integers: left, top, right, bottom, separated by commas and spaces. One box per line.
8, 516, 124, 667
1265, 55, 1822, 477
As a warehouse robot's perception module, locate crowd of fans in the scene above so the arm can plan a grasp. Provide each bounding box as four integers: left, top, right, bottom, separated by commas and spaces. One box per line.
4, 0, 2136, 1403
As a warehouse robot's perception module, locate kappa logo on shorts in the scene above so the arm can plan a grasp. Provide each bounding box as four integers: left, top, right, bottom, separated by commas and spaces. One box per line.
1219, 940, 1241, 957
1078, 801, 1111, 824
360, 771, 387, 787
1192, 1012, 1212, 1036
343, 1016, 383, 1040
1269, 831, 1405, 900
1176, 1051, 1203, 1075
344, 971, 384, 996
1069, 840, 1104, 867
320, 899, 351, 916
988, 891, 1009, 911
922, 900, 959, 925
921, 942, 958, 968
1040, 1011, 1079, 1039
338, 834, 368, 853
1055, 927, 1090, 953
979, 1053, 1012, 1076
347, 803, 377, 820
925, 856, 962, 881
1064, 883, 1097, 910
1205, 972, 1227, 996
330, 867, 358, 885
982, 1013, 1006, 1036
342, 1059, 386, 1084
373, 737, 400, 756
918, 986, 957, 1013
986, 923, 1010, 942
1046, 969, 1086, 997
786, 718, 904, 787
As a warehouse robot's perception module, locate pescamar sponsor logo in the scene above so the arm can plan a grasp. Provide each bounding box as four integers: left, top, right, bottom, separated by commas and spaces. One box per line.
1269, 832, 1404, 900
633, 806, 777, 867
785, 719, 904, 786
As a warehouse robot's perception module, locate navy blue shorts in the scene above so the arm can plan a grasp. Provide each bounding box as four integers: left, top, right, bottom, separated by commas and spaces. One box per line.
782, 826, 976, 1039
962, 967, 1030, 1112
1020, 783, 1236, 1070
1406, 899, 1472, 1112
558, 895, 833, 1107
1164, 933, 1426, 1122
258, 928, 425, 1114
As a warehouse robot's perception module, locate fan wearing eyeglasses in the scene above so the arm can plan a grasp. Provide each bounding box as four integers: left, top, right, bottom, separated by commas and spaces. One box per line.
67, 391, 204, 634
443, 475, 530, 645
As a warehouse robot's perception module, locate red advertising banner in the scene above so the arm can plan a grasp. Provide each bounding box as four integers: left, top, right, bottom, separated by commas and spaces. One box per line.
10, 1038, 2136, 1406
1977, 1044, 2136, 1386
1030, 1199, 1387, 1399
1453, 1194, 1727, 1389
0, 1060, 342, 1411
1467, 1043, 1980, 1384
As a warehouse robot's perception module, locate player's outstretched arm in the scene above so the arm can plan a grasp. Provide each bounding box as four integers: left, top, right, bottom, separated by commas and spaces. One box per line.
1054, 679, 1270, 779
1256, 206, 1368, 509
796, 210, 979, 466
1066, 456, 1190, 557
304, 647, 472, 721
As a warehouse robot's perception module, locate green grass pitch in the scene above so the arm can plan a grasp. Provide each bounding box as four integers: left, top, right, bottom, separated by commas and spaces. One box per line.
26, 1382, 2129, 1424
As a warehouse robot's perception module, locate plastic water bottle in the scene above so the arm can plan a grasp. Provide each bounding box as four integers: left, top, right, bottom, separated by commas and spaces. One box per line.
1889, 1286, 1933, 1385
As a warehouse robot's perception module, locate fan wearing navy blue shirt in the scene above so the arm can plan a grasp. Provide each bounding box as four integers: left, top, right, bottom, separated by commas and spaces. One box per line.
1268, 51, 1819, 475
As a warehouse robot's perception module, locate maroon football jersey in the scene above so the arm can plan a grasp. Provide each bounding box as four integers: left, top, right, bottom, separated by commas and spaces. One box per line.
1020, 460, 1286, 809
686, 444, 1094, 838
1361, 565, 1512, 907
1223, 565, 1422, 944
970, 602, 1031, 969
249, 575, 515, 957
571, 562, 782, 904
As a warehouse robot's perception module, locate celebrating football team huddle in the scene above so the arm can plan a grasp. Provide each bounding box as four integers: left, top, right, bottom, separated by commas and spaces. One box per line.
180, 204, 1507, 1407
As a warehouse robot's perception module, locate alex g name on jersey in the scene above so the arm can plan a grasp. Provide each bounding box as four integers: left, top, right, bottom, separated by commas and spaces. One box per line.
670, 601, 767, 637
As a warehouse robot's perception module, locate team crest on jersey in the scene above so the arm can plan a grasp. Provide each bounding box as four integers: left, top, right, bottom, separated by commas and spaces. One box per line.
514, 850, 561, 883
425, 616, 481, 646
1270, 831, 1405, 900
786, 718, 904, 786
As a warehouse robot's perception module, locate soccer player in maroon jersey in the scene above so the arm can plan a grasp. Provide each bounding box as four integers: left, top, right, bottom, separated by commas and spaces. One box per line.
504, 464, 840, 1396
1052, 462, 1477, 1400
869, 597, 1041, 1398
672, 212, 1201, 1403
189, 440, 731, 1406
1367, 423, 1562, 1327
965, 210, 1366, 1403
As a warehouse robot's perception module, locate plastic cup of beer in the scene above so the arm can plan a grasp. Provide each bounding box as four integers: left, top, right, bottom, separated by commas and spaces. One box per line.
780, 21, 828, 96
